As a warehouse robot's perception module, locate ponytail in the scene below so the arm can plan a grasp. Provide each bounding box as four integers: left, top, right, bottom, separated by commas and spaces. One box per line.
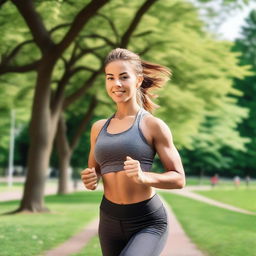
138, 60, 171, 113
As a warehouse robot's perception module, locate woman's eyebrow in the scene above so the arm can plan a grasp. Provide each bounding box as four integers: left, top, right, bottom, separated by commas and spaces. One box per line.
106, 72, 128, 76
119, 72, 128, 75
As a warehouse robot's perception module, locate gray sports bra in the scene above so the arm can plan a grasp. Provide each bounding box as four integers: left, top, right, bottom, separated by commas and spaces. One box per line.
94, 108, 156, 175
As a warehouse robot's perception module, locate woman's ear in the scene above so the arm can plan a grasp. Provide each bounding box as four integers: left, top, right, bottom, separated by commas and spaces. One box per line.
136, 75, 143, 89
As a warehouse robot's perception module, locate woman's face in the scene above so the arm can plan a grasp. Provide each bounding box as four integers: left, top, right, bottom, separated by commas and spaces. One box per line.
105, 60, 142, 104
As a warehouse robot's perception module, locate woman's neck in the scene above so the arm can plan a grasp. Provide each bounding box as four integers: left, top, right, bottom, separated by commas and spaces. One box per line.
114, 104, 141, 119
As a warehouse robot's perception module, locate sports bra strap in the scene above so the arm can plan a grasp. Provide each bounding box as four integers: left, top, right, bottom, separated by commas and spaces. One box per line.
102, 113, 115, 131
137, 108, 149, 126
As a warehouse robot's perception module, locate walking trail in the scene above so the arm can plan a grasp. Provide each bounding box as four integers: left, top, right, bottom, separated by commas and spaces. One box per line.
2, 179, 254, 256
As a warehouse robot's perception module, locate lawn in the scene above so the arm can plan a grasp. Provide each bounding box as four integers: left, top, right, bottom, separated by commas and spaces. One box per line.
160, 192, 256, 256
185, 176, 256, 187
0, 191, 102, 256
1, 179, 255, 256
196, 188, 256, 212
185, 176, 211, 185
0, 182, 24, 192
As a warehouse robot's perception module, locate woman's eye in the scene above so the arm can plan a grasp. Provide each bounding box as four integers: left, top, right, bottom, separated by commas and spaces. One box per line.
121, 76, 128, 80
107, 77, 113, 80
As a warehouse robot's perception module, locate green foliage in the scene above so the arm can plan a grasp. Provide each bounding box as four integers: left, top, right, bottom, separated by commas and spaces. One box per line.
222, 9, 256, 177
0, 0, 251, 178
0, 72, 34, 167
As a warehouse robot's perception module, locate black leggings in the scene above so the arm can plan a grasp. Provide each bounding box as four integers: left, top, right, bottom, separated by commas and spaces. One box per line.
98, 194, 169, 256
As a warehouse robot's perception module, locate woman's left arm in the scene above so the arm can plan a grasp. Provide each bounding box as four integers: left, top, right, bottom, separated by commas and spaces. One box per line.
142, 117, 185, 189
124, 116, 185, 189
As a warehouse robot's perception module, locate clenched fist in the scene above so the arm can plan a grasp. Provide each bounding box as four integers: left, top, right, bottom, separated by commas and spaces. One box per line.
124, 156, 146, 184
81, 167, 99, 190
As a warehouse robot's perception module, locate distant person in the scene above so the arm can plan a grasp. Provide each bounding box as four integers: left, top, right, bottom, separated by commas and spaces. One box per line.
210, 174, 219, 188
234, 176, 240, 188
245, 175, 251, 187
80, 48, 186, 256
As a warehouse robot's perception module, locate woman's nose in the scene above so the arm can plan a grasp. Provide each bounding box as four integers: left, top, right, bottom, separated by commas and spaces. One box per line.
115, 79, 122, 87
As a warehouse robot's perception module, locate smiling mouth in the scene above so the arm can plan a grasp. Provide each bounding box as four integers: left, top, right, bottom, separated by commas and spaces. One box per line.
112, 91, 125, 94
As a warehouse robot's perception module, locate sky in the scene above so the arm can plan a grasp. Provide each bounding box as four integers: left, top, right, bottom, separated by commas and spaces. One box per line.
189, 0, 256, 41
217, 2, 256, 41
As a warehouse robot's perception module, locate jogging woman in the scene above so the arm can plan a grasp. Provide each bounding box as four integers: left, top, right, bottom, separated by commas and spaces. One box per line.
81, 48, 185, 256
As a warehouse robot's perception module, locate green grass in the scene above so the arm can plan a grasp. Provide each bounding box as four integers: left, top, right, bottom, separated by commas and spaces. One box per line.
196, 188, 256, 212
0, 191, 103, 256
185, 176, 256, 187
0, 182, 24, 192
160, 192, 256, 256
185, 176, 211, 185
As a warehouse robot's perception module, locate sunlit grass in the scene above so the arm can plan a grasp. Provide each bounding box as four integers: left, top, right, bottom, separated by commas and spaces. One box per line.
186, 176, 256, 188
0, 182, 23, 192
0, 191, 102, 256
160, 192, 256, 256
196, 188, 256, 212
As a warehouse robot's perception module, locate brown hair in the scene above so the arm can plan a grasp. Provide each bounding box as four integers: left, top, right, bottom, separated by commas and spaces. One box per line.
104, 48, 171, 113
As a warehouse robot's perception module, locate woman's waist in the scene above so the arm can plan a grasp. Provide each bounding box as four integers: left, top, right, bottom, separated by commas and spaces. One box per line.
103, 185, 155, 205
100, 192, 163, 219
102, 171, 154, 203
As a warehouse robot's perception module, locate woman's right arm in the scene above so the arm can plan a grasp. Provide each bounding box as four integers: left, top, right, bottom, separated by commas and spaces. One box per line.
81, 119, 107, 190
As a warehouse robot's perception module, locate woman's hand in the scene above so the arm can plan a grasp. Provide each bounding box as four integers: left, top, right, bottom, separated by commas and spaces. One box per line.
124, 156, 146, 184
80, 167, 98, 190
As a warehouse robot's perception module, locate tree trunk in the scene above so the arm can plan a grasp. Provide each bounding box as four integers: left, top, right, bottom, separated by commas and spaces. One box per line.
15, 60, 58, 212
57, 154, 72, 194
199, 168, 204, 185
7, 0, 110, 213
56, 114, 72, 194
56, 97, 98, 195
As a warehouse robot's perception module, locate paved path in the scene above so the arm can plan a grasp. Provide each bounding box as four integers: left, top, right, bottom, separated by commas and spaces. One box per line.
45, 218, 99, 256
160, 196, 205, 256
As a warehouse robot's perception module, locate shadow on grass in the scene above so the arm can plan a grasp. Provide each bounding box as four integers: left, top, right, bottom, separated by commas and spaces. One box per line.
0, 191, 103, 215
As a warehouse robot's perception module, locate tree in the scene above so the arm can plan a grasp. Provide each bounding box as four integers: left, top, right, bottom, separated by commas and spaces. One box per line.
52, 0, 158, 194
55, 0, 251, 181
0, 0, 110, 212
227, 10, 256, 177
0, 0, 252, 210
0, 0, 159, 210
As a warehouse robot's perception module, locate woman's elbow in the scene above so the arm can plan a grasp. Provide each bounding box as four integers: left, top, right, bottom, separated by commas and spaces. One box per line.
175, 174, 186, 189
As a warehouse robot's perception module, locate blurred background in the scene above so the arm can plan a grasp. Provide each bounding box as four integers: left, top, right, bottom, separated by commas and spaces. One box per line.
0, 0, 256, 256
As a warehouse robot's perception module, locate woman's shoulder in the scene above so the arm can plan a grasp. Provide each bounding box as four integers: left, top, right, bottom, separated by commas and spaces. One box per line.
92, 119, 108, 131
143, 113, 172, 141
143, 112, 169, 130
91, 119, 108, 138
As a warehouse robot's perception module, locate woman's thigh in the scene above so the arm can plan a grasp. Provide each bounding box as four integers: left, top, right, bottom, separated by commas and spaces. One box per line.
98, 195, 169, 256
98, 210, 126, 256
120, 205, 169, 256
119, 228, 168, 256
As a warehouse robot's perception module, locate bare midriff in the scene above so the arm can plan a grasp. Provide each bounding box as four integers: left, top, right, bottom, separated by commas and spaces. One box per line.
102, 170, 155, 204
